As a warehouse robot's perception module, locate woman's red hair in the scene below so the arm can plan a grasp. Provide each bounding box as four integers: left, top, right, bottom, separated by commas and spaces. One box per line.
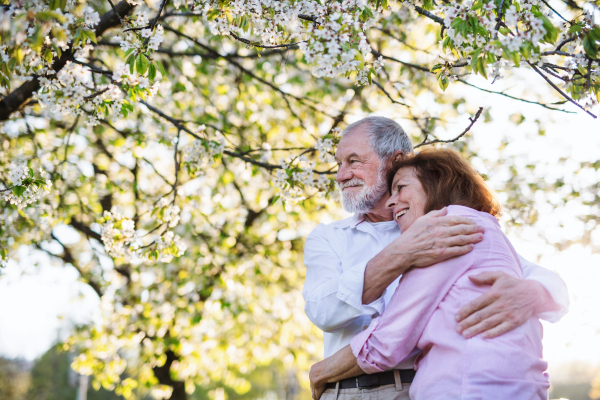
387, 148, 501, 218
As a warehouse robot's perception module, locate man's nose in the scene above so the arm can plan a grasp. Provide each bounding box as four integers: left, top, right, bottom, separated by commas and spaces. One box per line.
336, 164, 353, 183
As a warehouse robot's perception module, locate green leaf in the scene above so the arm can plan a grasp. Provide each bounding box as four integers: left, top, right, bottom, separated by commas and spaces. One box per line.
568, 24, 582, 35
583, 35, 598, 58
499, 27, 510, 36
477, 57, 488, 78
84, 30, 97, 44
136, 54, 148, 75
44, 49, 53, 64
535, 12, 558, 44
471, 49, 482, 72
439, 74, 449, 91
52, 44, 62, 58
431, 63, 443, 73
511, 51, 521, 67
207, 9, 220, 20
451, 17, 463, 29
148, 63, 157, 80
37, 10, 67, 23
589, 28, 600, 42
127, 53, 136, 75
241, 15, 249, 33
13, 186, 25, 197
156, 61, 166, 76
521, 44, 531, 60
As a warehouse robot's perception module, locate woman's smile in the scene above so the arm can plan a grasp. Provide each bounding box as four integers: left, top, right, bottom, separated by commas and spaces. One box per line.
386, 167, 427, 232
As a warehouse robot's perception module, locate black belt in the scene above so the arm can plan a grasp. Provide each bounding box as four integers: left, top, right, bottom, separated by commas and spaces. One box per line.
325, 369, 416, 390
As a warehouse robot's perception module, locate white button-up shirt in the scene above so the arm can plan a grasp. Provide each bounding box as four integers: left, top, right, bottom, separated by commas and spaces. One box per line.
303, 213, 570, 367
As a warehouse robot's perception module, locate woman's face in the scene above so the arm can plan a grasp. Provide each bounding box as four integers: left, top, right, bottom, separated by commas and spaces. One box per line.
385, 167, 427, 232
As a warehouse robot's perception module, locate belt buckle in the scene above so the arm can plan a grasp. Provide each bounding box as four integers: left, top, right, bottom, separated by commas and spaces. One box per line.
356, 374, 380, 389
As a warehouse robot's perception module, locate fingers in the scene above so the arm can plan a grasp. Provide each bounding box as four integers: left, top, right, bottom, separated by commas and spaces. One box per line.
478, 321, 516, 339
455, 290, 498, 322
444, 223, 485, 237
467, 271, 507, 286
439, 244, 474, 259
443, 233, 485, 248
436, 215, 480, 227
421, 207, 448, 219
457, 314, 505, 339
456, 309, 504, 338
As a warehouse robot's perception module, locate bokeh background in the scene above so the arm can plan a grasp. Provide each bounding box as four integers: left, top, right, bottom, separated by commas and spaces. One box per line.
1, 72, 600, 399
2, 0, 600, 398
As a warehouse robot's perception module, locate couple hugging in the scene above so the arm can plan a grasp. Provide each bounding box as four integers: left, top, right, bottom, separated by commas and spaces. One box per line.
303, 117, 569, 399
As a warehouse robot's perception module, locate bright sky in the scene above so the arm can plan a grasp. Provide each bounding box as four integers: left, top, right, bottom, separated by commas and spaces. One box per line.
0, 66, 599, 397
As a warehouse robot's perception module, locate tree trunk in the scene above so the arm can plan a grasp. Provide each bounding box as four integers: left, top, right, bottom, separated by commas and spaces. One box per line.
152, 350, 187, 400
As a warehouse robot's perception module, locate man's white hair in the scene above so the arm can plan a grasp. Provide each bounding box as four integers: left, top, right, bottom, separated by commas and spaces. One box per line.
339, 117, 413, 214
342, 116, 413, 161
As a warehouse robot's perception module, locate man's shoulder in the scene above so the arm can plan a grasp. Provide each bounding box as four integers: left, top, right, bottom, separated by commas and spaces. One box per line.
307, 215, 358, 239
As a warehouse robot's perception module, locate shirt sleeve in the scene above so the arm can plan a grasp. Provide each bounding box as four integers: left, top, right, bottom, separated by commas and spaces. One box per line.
350, 249, 476, 373
303, 224, 385, 333
518, 254, 569, 323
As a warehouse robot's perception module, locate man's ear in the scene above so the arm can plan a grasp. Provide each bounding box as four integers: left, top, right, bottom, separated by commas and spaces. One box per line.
391, 150, 405, 164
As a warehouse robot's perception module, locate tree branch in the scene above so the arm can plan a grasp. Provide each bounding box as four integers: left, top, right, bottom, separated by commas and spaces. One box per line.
140, 101, 336, 174
456, 78, 575, 113
412, 4, 445, 25
229, 31, 306, 49
414, 107, 483, 148
528, 62, 597, 118
371, 49, 431, 72
0, 0, 134, 121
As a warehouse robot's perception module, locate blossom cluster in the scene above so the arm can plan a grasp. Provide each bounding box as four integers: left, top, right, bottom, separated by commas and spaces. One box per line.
273, 157, 335, 202
184, 127, 226, 176
195, 0, 384, 84
0, 1, 101, 93
153, 198, 181, 228
101, 209, 141, 259
435, 0, 599, 106
2, 162, 52, 210
314, 127, 341, 163
114, 11, 165, 53
100, 206, 187, 263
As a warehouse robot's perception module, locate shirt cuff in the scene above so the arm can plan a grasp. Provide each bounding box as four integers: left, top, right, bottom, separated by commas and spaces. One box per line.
336, 260, 386, 316
526, 276, 569, 323
350, 318, 385, 374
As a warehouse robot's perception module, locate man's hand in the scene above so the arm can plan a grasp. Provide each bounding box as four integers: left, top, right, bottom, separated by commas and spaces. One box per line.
310, 362, 327, 400
400, 208, 485, 268
455, 271, 555, 339
363, 208, 484, 304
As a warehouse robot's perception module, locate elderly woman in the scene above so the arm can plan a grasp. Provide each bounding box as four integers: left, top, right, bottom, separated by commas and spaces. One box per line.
309, 148, 550, 399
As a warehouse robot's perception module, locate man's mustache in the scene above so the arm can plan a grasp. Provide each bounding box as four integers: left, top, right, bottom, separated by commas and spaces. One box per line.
340, 179, 366, 190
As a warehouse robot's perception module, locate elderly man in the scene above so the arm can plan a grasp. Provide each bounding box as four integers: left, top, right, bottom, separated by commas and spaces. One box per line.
303, 117, 568, 399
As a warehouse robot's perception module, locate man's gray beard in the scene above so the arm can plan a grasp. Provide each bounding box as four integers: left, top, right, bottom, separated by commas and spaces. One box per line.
340, 165, 388, 214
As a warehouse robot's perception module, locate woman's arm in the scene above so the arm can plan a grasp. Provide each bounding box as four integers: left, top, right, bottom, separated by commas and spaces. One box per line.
309, 345, 363, 400
351, 239, 477, 373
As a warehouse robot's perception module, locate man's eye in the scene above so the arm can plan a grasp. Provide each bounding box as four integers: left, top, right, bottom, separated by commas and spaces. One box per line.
397, 185, 405, 193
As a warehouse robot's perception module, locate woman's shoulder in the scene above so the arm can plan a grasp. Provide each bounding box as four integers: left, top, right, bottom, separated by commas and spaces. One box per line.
446, 205, 500, 228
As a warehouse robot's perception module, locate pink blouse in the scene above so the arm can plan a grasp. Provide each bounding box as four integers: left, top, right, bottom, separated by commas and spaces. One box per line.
350, 205, 550, 399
